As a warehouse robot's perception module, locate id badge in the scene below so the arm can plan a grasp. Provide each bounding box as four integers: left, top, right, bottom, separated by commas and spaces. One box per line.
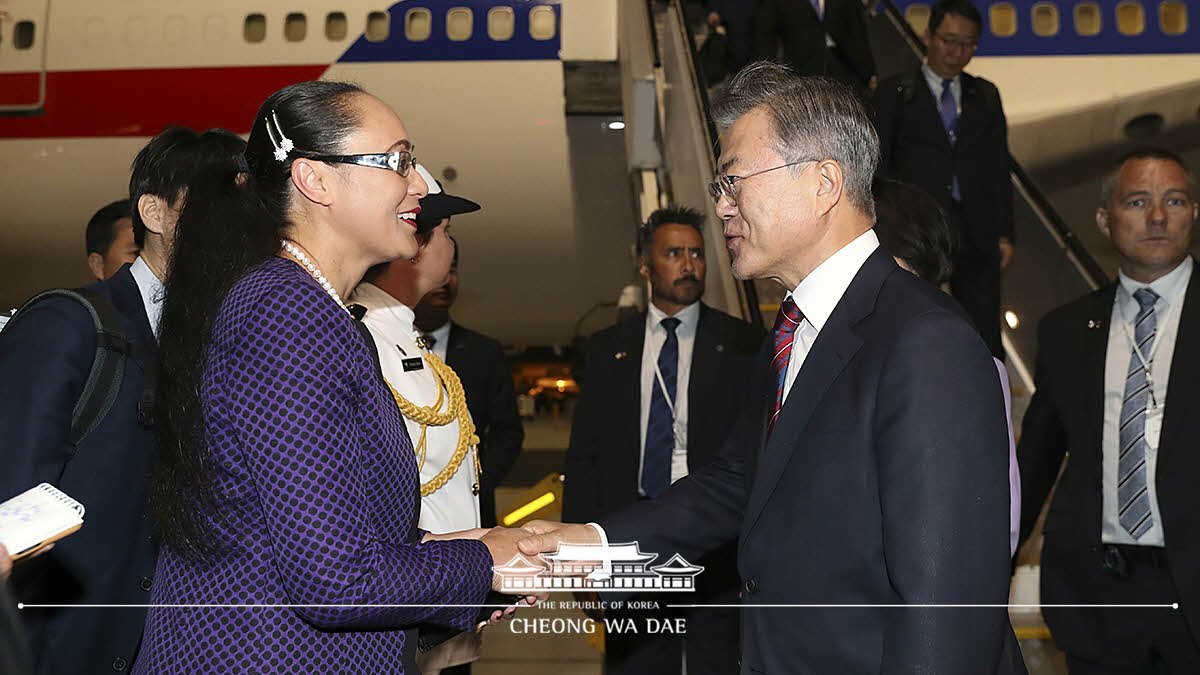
1145, 405, 1164, 452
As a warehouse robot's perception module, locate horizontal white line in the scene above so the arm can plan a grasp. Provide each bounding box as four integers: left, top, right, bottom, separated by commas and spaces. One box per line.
668, 603, 1179, 609
18, 604, 518, 610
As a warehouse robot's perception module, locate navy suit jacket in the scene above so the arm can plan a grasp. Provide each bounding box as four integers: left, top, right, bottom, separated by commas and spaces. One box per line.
1018, 271, 1200, 660
0, 264, 158, 674
444, 322, 524, 528
601, 249, 1025, 674
874, 68, 1014, 251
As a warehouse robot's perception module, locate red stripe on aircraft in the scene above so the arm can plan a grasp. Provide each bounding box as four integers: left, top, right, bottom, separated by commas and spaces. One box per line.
0, 65, 327, 138
0, 72, 42, 106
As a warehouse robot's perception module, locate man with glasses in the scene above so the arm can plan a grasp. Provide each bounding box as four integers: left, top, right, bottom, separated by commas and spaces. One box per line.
517, 63, 1024, 674
874, 0, 1013, 359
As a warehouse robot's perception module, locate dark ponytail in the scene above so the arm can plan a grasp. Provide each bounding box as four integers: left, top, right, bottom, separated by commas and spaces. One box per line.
152, 80, 365, 558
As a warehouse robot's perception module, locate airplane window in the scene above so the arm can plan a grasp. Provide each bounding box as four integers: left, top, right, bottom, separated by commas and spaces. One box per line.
989, 3, 1018, 36
447, 8, 473, 41
164, 15, 187, 45
14, 20, 35, 50
529, 5, 556, 40
325, 12, 348, 41
204, 16, 227, 43
405, 9, 432, 41
904, 4, 931, 34
1032, 2, 1060, 35
366, 11, 390, 42
285, 13, 307, 42
244, 14, 267, 43
1159, 1, 1187, 35
1073, 2, 1102, 35
488, 7, 515, 41
1117, 1, 1145, 34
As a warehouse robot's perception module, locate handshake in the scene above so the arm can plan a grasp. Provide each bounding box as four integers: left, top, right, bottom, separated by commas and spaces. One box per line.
422, 520, 603, 623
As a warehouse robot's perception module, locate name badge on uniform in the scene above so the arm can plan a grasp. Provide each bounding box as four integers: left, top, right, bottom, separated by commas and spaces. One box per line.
402, 357, 424, 372
1145, 405, 1164, 452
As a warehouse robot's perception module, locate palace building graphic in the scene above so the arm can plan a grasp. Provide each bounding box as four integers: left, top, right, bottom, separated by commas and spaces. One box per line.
494, 542, 704, 592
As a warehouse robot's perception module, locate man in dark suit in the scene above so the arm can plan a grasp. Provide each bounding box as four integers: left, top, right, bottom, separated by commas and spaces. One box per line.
755, 0, 876, 91
563, 205, 762, 675
706, 0, 760, 78
874, 0, 1012, 358
85, 199, 139, 281
518, 64, 1023, 674
0, 127, 244, 674
1018, 149, 1200, 674
415, 230, 524, 531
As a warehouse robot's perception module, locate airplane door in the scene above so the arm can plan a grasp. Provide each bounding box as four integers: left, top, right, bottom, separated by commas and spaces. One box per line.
0, 0, 49, 113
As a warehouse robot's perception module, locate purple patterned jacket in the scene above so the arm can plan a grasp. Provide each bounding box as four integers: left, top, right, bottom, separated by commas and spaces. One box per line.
135, 259, 492, 674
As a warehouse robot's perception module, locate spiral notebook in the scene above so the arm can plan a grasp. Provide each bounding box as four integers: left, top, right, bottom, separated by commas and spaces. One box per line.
0, 483, 85, 560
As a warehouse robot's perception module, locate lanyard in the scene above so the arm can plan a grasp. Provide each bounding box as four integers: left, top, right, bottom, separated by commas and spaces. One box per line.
1119, 292, 1174, 410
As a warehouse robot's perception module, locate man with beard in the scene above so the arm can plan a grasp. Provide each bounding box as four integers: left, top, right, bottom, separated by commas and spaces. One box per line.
563, 205, 762, 675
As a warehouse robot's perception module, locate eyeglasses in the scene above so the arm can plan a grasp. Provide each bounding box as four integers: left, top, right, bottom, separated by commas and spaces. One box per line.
932, 33, 978, 51
308, 150, 417, 177
707, 159, 818, 205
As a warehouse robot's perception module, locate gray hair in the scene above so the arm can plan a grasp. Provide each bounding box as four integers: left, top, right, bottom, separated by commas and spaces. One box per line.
713, 61, 880, 220
1100, 147, 1196, 206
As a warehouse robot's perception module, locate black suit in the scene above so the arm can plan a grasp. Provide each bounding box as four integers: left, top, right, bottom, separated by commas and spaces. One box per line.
1018, 271, 1200, 670
874, 68, 1013, 358
756, 0, 875, 89
444, 322, 524, 528
600, 248, 1025, 674
564, 303, 762, 675
0, 264, 158, 674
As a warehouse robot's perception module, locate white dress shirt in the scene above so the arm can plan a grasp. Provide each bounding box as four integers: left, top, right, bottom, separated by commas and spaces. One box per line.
1101, 256, 1193, 547
129, 257, 165, 339
922, 63, 962, 115
350, 283, 481, 534
638, 301, 700, 492
781, 229, 880, 404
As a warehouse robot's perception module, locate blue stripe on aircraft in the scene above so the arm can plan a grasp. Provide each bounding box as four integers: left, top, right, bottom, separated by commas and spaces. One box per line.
891, 0, 1198, 56
340, 0, 561, 62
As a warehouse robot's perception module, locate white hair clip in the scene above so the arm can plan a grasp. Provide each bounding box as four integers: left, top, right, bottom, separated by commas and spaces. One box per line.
266, 110, 295, 162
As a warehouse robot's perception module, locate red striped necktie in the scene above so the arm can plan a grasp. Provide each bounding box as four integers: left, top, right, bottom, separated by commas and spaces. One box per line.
768, 297, 805, 436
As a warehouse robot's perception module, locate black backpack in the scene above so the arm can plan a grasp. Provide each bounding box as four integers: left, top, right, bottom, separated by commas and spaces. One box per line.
5, 288, 153, 471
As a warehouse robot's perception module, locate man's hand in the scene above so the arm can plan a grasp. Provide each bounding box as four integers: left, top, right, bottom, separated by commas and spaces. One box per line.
516, 520, 601, 557
998, 236, 1015, 270
480, 527, 552, 600
868, 75, 879, 91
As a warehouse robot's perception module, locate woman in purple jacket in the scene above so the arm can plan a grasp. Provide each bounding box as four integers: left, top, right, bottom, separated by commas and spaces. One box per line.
136, 81, 526, 674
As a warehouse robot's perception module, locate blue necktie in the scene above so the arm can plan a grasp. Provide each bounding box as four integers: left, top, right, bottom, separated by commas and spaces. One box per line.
1118, 288, 1160, 540
939, 78, 961, 200
643, 317, 681, 498
809, 0, 822, 18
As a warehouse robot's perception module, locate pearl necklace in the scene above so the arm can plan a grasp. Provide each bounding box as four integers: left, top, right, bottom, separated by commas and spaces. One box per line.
280, 240, 349, 313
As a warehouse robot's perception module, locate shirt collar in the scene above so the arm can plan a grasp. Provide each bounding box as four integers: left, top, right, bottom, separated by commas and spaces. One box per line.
129, 256, 165, 339
648, 300, 700, 333
1117, 256, 1194, 308
921, 62, 959, 91
349, 282, 416, 332
429, 320, 451, 345
788, 229, 879, 333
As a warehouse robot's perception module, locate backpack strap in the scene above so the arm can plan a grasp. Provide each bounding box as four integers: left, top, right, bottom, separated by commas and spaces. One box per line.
12, 288, 132, 459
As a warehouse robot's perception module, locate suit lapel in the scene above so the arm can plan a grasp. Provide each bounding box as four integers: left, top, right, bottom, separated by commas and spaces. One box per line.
1082, 285, 1117, 450
109, 264, 157, 359
955, 74, 984, 147
446, 323, 466, 369
688, 305, 721, 466
619, 315, 647, 465
740, 249, 892, 542
1159, 271, 1200, 461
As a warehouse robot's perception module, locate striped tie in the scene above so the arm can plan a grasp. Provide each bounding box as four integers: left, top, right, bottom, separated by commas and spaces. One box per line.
1118, 287, 1160, 540
768, 298, 805, 436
